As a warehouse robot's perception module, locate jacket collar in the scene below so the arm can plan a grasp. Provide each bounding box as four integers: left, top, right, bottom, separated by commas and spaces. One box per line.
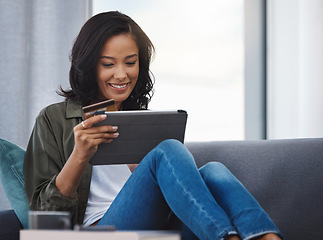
66, 100, 85, 120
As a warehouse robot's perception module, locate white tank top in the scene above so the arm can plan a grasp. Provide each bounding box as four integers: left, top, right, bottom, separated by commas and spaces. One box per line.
83, 164, 131, 226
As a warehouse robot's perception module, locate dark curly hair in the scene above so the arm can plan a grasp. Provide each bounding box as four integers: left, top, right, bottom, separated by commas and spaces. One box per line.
58, 11, 155, 110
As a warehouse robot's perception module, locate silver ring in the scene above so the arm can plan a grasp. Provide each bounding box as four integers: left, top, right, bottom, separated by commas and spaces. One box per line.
81, 121, 86, 128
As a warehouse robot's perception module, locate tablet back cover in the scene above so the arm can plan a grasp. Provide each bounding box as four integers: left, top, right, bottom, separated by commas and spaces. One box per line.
90, 110, 187, 165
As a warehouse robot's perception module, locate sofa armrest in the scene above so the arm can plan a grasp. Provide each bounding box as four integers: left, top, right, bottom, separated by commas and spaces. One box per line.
0, 210, 22, 240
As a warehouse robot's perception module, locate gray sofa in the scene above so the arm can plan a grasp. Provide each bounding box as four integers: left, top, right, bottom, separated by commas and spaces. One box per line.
1, 138, 323, 239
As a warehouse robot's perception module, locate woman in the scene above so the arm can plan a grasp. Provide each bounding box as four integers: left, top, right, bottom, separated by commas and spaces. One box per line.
24, 11, 282, 240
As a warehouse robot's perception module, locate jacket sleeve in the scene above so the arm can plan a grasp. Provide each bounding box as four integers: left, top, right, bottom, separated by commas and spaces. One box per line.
23, 108, 78, 218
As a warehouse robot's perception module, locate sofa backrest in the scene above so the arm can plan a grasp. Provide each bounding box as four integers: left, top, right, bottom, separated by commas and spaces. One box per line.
186, 138, 323, 240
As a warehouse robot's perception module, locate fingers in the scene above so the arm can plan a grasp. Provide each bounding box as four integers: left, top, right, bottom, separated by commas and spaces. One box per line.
73, 114, 119, 162
75, 114, 119, 141
80, 114, 107, 129
79, 114, 118, 134
89, 131, 119, 140
73, 124, 118, 159
80, 124, 119, 135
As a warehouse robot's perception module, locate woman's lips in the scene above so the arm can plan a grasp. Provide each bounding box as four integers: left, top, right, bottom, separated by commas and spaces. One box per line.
108, 83, 129, 91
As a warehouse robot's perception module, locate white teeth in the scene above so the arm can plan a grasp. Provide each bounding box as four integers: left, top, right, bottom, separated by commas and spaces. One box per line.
110, 83, 127, 89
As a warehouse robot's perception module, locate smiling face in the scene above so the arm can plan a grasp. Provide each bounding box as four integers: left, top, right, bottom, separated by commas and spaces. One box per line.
96, 34, 139, 109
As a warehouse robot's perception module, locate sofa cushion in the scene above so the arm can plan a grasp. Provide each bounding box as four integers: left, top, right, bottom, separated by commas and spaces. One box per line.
186, 138, 323, 240
0, 138, 29, 228
0, 210, 21, 240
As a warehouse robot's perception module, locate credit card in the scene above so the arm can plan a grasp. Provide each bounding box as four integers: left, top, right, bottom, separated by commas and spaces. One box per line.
82, 99, 116, 119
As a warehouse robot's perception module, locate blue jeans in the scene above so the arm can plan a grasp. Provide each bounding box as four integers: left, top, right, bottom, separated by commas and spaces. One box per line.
97, 139, 282, 240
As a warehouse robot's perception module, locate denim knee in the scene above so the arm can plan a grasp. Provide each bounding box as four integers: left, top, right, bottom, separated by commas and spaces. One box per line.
157, 139, 183, 149
199, 162, 236, 186
147, 139, 196, 175
144, 139, 178, 166
199, 162, 229, 176
154, 139, 188, 161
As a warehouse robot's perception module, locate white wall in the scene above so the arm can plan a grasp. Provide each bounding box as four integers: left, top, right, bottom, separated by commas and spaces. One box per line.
267, 0, 323, 139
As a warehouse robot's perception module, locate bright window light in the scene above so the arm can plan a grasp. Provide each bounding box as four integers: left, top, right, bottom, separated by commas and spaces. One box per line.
93, 0, 244, 142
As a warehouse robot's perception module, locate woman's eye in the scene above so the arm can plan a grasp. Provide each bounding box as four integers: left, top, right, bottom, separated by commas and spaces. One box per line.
102, 63, 113, 67
126, 61, 137, 66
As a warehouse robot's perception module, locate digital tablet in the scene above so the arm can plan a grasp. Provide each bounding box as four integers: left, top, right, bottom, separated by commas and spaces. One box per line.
90, 110, 188, 165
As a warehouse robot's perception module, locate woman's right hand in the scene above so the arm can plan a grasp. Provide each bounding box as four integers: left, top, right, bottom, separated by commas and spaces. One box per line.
73, 114, 119, 162
56, 114, 118, 198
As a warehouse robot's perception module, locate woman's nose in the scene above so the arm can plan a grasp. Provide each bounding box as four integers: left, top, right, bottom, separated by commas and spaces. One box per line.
114, 66, 127, 80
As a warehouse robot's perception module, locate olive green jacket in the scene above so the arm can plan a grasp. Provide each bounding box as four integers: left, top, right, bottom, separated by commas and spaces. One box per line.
23, 100, 92, 225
